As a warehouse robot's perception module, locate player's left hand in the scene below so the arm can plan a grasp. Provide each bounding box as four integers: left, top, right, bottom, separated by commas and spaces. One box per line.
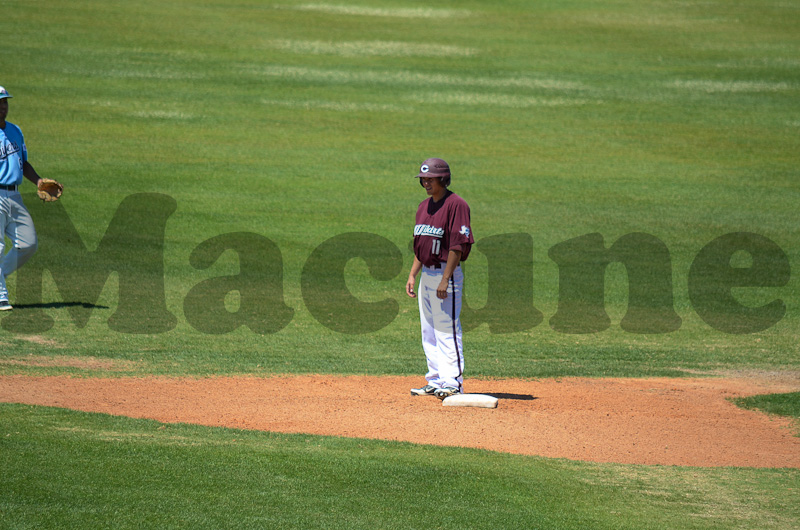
437, 280, 449, 299
37, 178, 63, 202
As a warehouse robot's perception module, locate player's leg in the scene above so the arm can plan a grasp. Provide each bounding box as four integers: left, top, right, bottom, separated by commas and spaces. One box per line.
418, 268, 443, 388
430, 266, 464, 395
0, 193, 37, 278
0, 191, 11, 306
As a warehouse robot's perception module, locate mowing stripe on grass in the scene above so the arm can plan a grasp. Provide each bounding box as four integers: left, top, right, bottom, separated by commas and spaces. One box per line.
671, 79, 794, 93
406, 91, 591, 108
243, 64, 589, 91
265, 39, 478, 57
57, 66, 207, 80
284, 3, 472, 19
573, 12, 727, 29
129, 110, 195, 120
262, 93, 591, 111
262, 98, 408, 113
714, 58, 800, 69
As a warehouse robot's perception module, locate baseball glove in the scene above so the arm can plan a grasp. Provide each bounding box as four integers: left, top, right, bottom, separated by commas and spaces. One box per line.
37, 178, 63, 202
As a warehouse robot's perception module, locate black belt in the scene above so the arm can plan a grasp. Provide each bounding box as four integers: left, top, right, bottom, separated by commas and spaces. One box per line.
429, 263, 460, 270
0, 184, 18, 191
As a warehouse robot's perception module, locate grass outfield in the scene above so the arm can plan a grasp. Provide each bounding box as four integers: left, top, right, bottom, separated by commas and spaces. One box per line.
1, 0, 799, 528
0, 0, 797, 378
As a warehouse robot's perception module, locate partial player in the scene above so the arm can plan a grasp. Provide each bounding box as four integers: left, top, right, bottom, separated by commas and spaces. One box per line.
0, 86, 64, 310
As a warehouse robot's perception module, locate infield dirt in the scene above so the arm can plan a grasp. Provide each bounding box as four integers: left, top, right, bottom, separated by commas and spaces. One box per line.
1, 374, 798, 467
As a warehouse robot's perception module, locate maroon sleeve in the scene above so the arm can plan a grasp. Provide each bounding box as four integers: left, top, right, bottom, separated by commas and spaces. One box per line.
448, 196, 474, 260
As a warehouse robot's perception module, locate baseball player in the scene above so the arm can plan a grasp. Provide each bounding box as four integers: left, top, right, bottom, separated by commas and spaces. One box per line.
0, 86, 61, 311
406, 158, 474, 399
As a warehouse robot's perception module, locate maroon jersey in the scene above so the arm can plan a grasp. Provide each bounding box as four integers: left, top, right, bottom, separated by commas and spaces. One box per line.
413, 191, 474, 267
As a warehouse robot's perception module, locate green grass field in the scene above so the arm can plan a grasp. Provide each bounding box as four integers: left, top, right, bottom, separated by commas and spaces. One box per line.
734, 392, 800, 428
1, 0, 799, 527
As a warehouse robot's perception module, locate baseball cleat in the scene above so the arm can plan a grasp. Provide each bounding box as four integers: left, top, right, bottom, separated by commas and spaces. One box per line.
434, 387, 461, 400
0, 300, 12, 311
410, 384, 438, 396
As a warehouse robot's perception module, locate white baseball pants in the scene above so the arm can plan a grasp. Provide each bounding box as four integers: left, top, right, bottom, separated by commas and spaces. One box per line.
0, 189, 38, 301
418, 264, 464, 391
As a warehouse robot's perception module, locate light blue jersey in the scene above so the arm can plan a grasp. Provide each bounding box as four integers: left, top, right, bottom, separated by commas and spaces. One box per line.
0, 122, 27, 186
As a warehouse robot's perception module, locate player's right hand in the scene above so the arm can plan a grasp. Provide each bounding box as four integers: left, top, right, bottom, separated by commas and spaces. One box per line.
406, 277, 417, 298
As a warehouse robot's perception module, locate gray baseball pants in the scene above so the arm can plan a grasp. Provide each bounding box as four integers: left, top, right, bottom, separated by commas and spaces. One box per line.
0, 189, 38, 301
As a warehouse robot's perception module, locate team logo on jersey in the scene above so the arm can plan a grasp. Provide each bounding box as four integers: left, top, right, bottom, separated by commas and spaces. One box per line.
459, 225, 470, 237
420, 164, 429, 173
414, 224, 444, 237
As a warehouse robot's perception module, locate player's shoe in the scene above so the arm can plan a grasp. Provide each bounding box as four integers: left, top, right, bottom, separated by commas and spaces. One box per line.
434, 387, 460, 400
410, 384, 437, 396
0, 300, 12, 311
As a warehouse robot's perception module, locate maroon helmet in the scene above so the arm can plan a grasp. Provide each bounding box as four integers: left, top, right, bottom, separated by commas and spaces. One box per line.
416, 158, 451, 187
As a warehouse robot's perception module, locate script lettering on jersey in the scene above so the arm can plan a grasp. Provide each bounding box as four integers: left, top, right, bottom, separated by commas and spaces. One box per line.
414, 224, 444, 238
0, 140, 22, 160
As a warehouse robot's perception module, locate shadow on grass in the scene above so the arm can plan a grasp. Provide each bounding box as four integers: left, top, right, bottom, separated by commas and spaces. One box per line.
11, 302, 110, 310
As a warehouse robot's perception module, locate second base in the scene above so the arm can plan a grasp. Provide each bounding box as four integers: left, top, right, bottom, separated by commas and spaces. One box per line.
442, 393, 499, 408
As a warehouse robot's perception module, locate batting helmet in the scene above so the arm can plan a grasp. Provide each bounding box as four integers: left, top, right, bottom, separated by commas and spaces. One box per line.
416, 158, 451, 187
